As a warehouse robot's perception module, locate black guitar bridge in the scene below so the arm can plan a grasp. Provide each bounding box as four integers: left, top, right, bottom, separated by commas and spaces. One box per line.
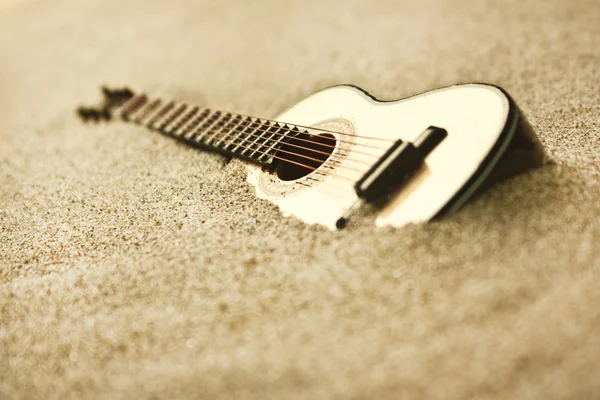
336, 126, 448, 228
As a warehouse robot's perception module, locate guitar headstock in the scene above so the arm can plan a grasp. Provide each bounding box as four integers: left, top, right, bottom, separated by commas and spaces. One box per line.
77, 86, 134, 122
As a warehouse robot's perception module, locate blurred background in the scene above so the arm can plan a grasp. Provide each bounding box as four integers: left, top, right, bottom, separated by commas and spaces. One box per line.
1, 0, 599, 399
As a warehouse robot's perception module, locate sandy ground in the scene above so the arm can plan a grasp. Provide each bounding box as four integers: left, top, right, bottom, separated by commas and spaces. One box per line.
1, 0, 599, 398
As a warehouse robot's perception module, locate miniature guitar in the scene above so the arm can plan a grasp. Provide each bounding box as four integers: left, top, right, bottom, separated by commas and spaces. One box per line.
77, 83, 546, 230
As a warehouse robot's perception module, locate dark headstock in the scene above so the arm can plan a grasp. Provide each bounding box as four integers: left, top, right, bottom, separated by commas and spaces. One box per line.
77, 86, 134, 122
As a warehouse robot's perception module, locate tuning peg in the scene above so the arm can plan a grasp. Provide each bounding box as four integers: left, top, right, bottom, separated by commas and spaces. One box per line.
76, 106, 111, 122
101, 86, 134, 106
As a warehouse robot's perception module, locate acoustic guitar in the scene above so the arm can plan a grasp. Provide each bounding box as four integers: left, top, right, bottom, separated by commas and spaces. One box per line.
77, 83, 546, 230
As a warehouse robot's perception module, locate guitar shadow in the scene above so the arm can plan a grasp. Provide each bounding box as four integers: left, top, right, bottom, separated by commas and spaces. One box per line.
331, 161, 600, 276
423, 161, 600, 240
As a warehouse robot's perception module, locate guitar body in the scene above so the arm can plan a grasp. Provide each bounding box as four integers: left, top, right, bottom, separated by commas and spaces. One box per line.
79, 83, 546, 230
247, 84, 546, 230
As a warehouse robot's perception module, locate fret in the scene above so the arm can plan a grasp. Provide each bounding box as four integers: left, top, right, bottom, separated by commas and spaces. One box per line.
183, 109, 216, 140
223, 117, 253, 152
158, 103, 187, 132
269, 125, 301, 155
146, 101, 175, 129
179, 109, 210, 139
132, 98, 161, 123
233, 118, 262, 154
247, 121, 277, 159
242, 120, 273, 158
142, 101, 175, 129
203, 113, 233, 145
165, 105, 196, 136
190, 111, 222, 142
173, 106, 199, 136
172, 106, 200, 137
112, 92, 289, 168
256, 123, 287, 162
214, 114, 244, 148
120, 94, 147, 120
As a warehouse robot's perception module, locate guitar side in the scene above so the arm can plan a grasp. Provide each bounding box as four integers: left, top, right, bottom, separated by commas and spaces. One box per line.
247, 83, 545, 230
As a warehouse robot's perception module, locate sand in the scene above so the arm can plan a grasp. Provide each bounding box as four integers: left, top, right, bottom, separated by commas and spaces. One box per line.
1, 0, 599, 398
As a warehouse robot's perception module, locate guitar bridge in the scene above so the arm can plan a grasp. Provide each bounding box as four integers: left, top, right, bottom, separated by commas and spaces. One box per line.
336, 126, 448, 228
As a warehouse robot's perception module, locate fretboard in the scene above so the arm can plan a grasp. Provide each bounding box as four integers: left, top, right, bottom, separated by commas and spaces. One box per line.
117, 93, 304, 167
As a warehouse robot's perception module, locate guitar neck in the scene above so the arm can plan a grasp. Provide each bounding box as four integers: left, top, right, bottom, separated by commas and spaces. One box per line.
117, 93, 303, 168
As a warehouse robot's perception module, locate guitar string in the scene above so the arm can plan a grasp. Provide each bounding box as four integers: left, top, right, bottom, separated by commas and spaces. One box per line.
124, 95, 394, 151
171, 120, 373, 176
180, 119, 377, 169
162, 106, 386, 154
176, 127, 364, 181
131, 102, 388, 172
130, 94, 395, 143
120, 96, 398, 182
127, 106, 376, 175
122, 99, 394, 178
199, 135, 359, 184
221, 121, 386, 159
207, 106, 395, 143
142, 114, 367, 183
120, 103, 366, 191
188, 119, 382, 169
112, 93, 396, 195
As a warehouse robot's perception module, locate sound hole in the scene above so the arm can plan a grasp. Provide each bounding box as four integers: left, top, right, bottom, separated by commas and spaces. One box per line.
276, 133, 336, 181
